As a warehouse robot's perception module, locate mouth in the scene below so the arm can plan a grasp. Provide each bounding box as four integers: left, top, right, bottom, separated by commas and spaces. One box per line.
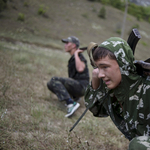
103, 79, 111, 85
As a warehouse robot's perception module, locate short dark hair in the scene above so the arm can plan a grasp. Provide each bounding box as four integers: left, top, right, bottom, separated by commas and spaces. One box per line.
92, 47, 116, 62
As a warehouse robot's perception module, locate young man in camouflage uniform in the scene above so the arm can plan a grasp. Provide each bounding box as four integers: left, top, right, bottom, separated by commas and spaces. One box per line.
47, 36, 89, 118
84, 37, 150, 149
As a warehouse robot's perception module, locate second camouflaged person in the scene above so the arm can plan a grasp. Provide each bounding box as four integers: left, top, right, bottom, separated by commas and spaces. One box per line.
47, 36, 89, 117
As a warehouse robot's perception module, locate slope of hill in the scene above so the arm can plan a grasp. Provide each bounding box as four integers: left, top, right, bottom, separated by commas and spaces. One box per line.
0, 35, 130, 150
0, 0, 150, 60
0, 0, 150, 149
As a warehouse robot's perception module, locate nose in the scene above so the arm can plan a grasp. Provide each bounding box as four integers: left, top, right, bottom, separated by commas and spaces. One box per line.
98, 69, 105, 78
65, 44, 68, 49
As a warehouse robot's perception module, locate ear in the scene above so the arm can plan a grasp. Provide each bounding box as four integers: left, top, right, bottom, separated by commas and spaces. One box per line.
72, 43, 77, 49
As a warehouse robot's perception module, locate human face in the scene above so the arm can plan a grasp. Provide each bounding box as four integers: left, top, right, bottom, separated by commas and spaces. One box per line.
95, 56, 121, 89
64, 42, 76, 52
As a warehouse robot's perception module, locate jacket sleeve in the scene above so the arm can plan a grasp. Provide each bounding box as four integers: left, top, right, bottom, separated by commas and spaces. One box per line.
84, 82, 109, 117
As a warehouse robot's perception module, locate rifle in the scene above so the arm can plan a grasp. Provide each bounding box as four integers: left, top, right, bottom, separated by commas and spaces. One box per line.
128, 29, 150, 76
70, 28, 150, 132
127, 28, 141, 55
80, 47, 88, 51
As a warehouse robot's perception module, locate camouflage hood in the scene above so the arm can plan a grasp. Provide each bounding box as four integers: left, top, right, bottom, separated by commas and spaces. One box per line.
85, 37, 150, 140
99, 37, 141, 102
99, 37, 136, 76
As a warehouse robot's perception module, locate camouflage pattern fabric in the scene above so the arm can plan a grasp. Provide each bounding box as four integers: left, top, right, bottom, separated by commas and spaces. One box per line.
128, 136, 150, 150
47, 52, 89, 102
47, 77, 86, 101
84, 37, 150, 141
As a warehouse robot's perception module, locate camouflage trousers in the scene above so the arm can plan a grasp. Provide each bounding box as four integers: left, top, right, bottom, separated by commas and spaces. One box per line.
128, 136, 150, 150
47, 76, 85, 101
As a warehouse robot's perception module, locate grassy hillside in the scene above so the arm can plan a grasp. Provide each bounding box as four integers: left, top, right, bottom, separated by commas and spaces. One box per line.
0, 0, 150, 59
0, 39, 130, 150
0, 0, 150, 149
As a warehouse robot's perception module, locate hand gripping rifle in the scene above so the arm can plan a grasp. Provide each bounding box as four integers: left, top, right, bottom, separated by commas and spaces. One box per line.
70, 28, 149, 132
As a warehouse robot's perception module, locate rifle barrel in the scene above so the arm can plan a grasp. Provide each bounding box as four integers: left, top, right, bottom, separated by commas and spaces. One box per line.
80, 47, 87, 50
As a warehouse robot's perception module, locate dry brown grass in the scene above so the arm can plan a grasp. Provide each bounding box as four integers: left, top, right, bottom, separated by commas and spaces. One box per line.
0, 41, 129, 150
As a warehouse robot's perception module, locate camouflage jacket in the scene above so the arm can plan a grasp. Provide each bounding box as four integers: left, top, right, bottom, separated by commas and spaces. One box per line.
84, 37, 150, 141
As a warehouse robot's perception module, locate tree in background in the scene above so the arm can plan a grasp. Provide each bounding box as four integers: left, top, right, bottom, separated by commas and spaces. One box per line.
88, 0, 150, 24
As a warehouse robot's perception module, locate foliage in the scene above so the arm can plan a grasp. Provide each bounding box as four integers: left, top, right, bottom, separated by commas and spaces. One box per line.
128, 3, 150, 22
88, 0, 150, 24
82, 13, 88, 18
128, 3, 143, 21
0, 0, 7, 12
145, 6, 150, 23
109, 0, 125, 10
116, 29, 121, 34
100, 0, 110, 5
132, 24, 140, 29
24, 2, 29, 7
98, 6, 106, 19
17, 13, 25, 21
38, 5, 46, 15
115, 23, 122, 35
141, 41, 147, 47
88, 0, 125, 10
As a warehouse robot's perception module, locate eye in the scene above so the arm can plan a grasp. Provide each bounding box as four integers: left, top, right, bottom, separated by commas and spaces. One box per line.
102, 66, 108, 69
